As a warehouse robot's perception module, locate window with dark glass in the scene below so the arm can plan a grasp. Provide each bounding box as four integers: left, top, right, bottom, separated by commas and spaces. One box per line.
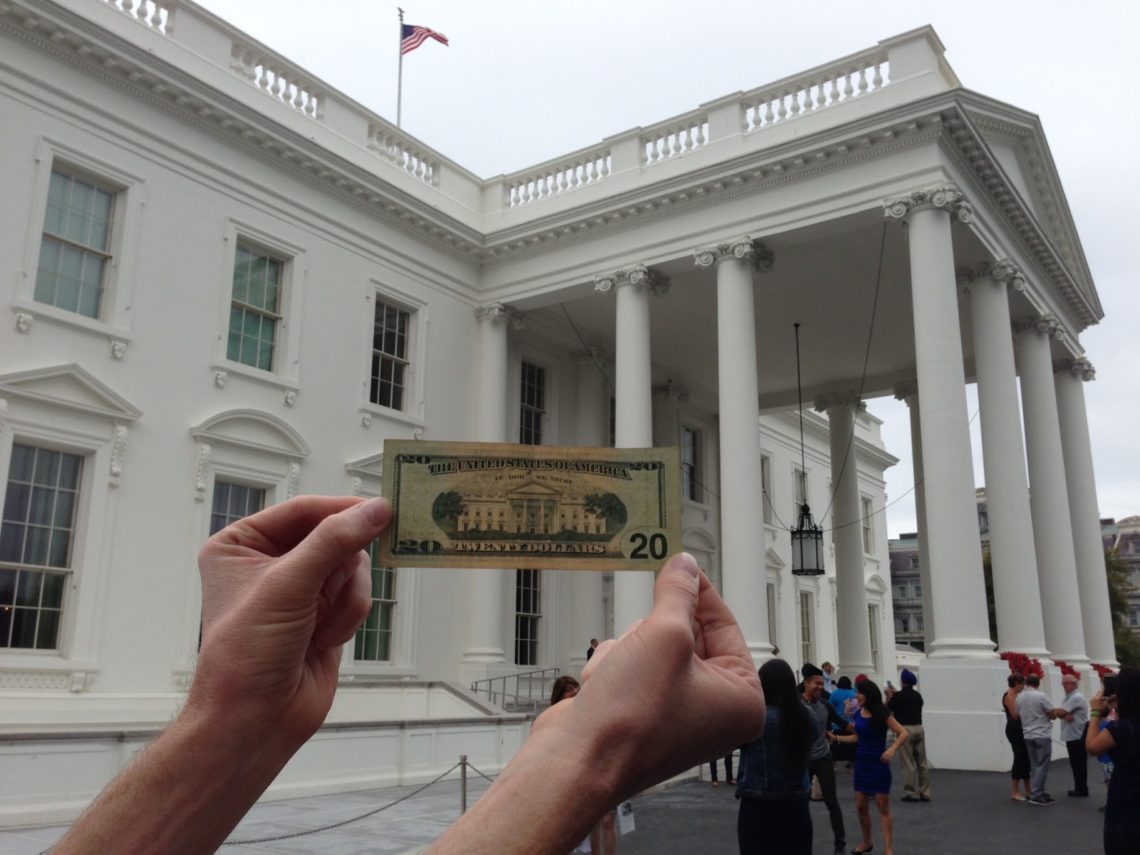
370, 299, 411, 410
681, 428, 702, 503
355, 540, 397, 662
519, 362, 545, 446
514, 568, 541, 666
228, 243, 283, 371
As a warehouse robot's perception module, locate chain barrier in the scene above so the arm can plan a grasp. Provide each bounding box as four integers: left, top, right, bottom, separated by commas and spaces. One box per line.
222, 761, 465, 846
465, 761, 499, 785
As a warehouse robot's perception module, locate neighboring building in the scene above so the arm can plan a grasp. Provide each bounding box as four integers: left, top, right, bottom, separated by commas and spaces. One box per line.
889, 533, 925, 650
0, 0, 936, 823
1105, 516, 1140, 633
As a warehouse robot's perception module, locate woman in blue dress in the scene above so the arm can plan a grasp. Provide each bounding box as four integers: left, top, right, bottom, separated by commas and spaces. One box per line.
833, 678, 908, 855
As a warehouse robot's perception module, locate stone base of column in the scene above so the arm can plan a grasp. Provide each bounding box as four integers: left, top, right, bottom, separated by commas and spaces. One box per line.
920, 658, 1012, 772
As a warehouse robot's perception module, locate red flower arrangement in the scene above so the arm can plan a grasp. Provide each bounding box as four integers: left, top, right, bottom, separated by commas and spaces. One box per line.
1052, 659, 1079, 679
1000, 651, 1045, 679
1091, 663, 1116, 679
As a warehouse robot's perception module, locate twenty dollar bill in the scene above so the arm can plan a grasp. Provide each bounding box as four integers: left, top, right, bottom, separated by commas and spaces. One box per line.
380, 440, 682, 571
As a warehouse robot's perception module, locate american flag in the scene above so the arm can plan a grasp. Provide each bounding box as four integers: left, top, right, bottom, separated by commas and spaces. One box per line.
401, 23, 449, 55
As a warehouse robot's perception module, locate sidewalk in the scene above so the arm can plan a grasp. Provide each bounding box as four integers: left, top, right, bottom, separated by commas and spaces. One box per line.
0, 758, 1103, 854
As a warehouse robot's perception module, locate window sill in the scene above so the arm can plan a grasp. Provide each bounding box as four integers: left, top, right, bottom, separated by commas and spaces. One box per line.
339, 665, 418, 682
210, 360, 300, 393
0, 656, 100, 691
12, 299, 131, 342
358, 403, 425, 431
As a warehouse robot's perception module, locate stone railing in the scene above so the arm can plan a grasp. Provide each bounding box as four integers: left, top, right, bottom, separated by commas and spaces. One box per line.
229, 39, 322, 120
99, 0, 173, 34
740, 46, 890, 133
641, 112, 710, 166
503, 147, 612, 208
367, 124, 441, 187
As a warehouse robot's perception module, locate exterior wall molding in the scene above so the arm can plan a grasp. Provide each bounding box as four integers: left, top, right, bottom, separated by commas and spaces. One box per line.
593, 264, 671, 296
193, 441, 212, 501
108, 424, 129, 488
693, 239, 775, 272
14, 312, 33, 334
884, 185, 974, 224
474, 302, 525, 329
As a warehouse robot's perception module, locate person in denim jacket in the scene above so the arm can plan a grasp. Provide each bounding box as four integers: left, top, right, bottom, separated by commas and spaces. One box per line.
736, 659, 820, 854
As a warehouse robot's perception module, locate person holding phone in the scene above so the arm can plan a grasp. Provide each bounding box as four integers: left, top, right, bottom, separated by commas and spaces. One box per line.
1086, 667, 1139, 855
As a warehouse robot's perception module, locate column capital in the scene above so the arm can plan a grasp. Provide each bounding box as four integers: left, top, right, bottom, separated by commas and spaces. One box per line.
1055, 357, 1096, 382
884, 185, 974, 224
475, 302, 525, 329
1012, 314, 1063, 340
693, 238, 775, 272
594, 264, 671, 296
956, 259, 1027, 292
571, 344, 609, 364
652, 379, 689, 401
893, 382, 919, 402
814, 391, 862, 412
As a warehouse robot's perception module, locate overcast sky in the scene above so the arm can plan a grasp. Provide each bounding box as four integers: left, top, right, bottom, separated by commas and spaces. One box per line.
194, 0, 1139, 538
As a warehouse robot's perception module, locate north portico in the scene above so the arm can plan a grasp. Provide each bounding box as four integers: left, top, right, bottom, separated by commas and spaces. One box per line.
0, 0, 1115, 822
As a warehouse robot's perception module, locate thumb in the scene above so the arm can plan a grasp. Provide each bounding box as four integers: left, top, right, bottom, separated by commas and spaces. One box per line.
649, 552, 701, 630
274, 497, 392, 595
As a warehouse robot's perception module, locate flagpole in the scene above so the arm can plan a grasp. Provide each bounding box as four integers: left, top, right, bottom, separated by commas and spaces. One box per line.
396, 7, 405, 128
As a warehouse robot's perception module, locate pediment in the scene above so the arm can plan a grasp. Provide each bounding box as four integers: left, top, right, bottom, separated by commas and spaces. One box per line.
346, 452, 383, 479
0, 364, 141, 420
507, 481, 559, 497
191, 409, 309, 458
765, 546, 786, 570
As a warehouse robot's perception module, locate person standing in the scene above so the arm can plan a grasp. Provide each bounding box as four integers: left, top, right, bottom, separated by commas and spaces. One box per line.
802, 664, 851, 854
587, 638, 599, 661
1087, 666, 1140, 855
1054, 673, 1090, 797
736, 659, 817, 854
1002, 674, 1032, 801
709, 752, 736, 788
822, 662, 837, 695
1016, 673, 1059, 805
834, 679, 909, 855
888, 669, 931, 803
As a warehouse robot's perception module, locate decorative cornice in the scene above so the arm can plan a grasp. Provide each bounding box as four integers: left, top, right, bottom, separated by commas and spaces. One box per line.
475, 302, 525, 329
884, 185, 974, 224
956, 259, 1027, 292
1056, 358, 1095, 382
693, 238, 775, 272
594, 265, 670, 296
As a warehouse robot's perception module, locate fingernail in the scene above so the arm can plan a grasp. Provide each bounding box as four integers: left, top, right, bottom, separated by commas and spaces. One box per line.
358, 497, 391, 527
677, 552, 699, 578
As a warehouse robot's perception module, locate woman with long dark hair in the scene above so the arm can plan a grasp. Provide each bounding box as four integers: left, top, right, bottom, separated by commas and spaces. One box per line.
834, 678, 908, 855
1087, 666, 1140, 855
1002, 673, 1031, 800
735, 658, 817, 854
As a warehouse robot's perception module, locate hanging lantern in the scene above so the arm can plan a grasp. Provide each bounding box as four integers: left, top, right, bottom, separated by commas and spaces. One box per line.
790, 322, 824, 576
791, 502, 824, 576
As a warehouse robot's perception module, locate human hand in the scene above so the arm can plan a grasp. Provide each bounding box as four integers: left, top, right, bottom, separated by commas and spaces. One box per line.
535, 553, 765, 800
1090, 690, 1106, 714
191, 495, 391, 749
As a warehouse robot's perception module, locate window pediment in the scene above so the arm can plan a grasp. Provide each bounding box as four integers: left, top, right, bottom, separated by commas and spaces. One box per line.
0, 364, 141, 421
191, 409, 309, 458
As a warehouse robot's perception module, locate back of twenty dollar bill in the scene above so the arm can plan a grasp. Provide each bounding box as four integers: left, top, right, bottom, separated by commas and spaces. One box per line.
379, 440, 682, 571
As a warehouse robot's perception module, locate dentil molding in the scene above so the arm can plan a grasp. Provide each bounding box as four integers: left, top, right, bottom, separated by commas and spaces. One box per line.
883, 185, 974, 225
693, 238, 775, 272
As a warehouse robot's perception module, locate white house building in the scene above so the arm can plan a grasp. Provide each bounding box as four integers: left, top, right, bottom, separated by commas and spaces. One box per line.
0, 0, 1114, 825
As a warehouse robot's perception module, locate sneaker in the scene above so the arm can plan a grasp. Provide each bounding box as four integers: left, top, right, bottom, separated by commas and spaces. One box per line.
1041, 794, 1056, 804
1027, 796, 1054, 806
1067, 790, 1089, 798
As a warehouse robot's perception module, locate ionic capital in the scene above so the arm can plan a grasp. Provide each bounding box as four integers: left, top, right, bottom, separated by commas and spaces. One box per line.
893, 383, 918, 403
475, 302, 525, 329
594, 264, 670, 296
652, 379, 689, 402
956, 259, 1027, 292
884, 185, 974, 225
693, 238, 775, 272
1055, 358, 1096, 382
815, 391, 863, 413
571, 345, 611, 369
1013, 314, 1063, 340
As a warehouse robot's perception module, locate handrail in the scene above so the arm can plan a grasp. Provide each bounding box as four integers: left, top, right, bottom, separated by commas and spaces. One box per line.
470, 666, 560, 710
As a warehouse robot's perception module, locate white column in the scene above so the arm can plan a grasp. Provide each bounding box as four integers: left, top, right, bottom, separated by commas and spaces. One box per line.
461, 304, 516, 670
571, 348, 608, 669
885, 188, 994, 658
965, 266, 1049, 655
896, 388, 934, 645
824, 398, 873, 674
1056, 359, 1118, 666
595, 266, 664, 634
695, 239, 773, 664
1015, 317, 1088, 665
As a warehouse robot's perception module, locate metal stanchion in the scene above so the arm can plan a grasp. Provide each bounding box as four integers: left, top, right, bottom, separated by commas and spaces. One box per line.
460, 754, 468, 814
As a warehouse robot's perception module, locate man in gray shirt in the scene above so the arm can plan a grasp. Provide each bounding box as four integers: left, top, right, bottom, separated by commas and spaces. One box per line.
802, 664, 851, 854
1016, 673, 1059, 805
1053, 673, 1090, 797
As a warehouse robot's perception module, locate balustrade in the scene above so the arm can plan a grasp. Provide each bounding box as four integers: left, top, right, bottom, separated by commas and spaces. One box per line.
368, 124, 441, 187
742, 52, 889, 132
503, 149, 611, 208
641, 115, 709, 166
229, 41, 322, 119
100, 0, 173, 34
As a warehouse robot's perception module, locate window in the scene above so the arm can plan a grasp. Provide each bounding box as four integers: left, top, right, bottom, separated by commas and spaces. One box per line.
681, 428, 702, 503
913, 581, 922, 599
228, 243, 284, 371
369, 299, 411, 411
861, 496, 875, 553
520, 362, 545, 446
915, 615, 924, 631
608, 396, 616, 447
35, 170, 115, 319
761, 455, 773, 525
767, 582, 778, 650
0, 444, 83, 649
798, 591, 814, 667
209, 481, 265, 535
355, 541, 397, 662
1129, 607, 1139, 628
900, 617, 910, 633
909, 554, 920, 570
868, 605, 881, 673
894, 584, 908, 600
793, 466, 808, 522
515, 568, 541, 666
